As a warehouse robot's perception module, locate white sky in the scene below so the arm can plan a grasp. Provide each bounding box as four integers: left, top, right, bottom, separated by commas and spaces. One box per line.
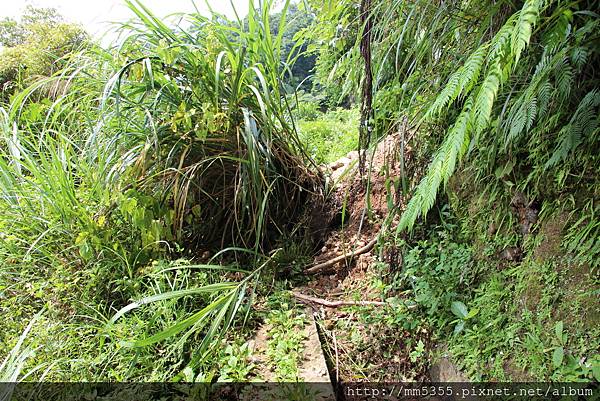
1, 0, 253, 44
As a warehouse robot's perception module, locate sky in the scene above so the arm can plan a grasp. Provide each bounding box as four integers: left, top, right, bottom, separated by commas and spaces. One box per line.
2, 0, 252, 43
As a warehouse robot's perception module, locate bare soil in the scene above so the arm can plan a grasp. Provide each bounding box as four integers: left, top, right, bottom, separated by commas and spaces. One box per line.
294, 133, 437, 384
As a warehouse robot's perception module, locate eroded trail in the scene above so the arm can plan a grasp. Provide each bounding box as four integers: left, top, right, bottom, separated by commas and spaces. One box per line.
246, 134, 470, 395
291, 134, 436, 385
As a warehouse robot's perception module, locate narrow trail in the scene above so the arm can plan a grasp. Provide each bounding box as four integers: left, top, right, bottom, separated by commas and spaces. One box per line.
288, 135, 417, 386
247, 139, 400, 389
248, 134, 468, 394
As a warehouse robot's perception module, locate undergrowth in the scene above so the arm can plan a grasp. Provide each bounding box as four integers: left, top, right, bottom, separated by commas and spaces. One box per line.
1, 0, 598, 388
0, 0, 320, 382
378, 202, 600, 381
296, 106, 359, 164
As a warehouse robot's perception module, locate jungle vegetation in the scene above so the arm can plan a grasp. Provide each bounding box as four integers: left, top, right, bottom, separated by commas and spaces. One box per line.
0, 0, 598, 389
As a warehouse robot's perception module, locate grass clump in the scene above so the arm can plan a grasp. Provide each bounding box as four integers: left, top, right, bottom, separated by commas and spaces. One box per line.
0, 0, 321, 382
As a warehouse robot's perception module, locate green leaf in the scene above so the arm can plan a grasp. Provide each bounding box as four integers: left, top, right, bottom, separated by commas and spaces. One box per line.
593, 364, 600, 382
451, 301, 468, 319
555, 321, 564, 344
552, 347, 564, 368
109, 282, 237, 324
134, 294, 231, 347
454, 320, 465, 334
466, 307, 479, 319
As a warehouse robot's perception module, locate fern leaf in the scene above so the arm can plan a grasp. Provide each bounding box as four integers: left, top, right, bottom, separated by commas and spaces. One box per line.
398, 101, 472, 232
506, 99, 527, 142
425, 72, 461, 118
555, 59, 573, 101
526, 97, 537, 131
472, 63, 501, 134
398, 0, 546, 234
545, 89, 600, 168
570, 47, 588, 70
456, 47, 488, 100
489, 18, 515, 61
425, 47, 487, 118
537, 81, 552, 119
512, 0, 542, 63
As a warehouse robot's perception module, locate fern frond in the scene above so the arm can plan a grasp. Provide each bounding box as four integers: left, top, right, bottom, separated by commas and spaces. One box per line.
537, 81, 552, 119
489, 17, 516, 61
526, 97, 537, 131
398, 100, 472, 232
459, 47, 488, 96
512, 0, 542, 63
398, 0, 546, 233
471, 62, 501, 134
508, 101, 527, 141
545, 89, 600, 168
555, 57, 573, 101
425, 72, 461, 118
425, 46, 487, 118
571, 47, 588, 70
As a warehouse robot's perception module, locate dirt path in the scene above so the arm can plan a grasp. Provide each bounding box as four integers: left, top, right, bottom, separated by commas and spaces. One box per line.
247, 136, 468, 396
294, 136, 420, 384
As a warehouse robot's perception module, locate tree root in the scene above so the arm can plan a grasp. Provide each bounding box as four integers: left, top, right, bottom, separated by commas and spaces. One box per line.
291, 291, 386, 307
304, 237, 378, 275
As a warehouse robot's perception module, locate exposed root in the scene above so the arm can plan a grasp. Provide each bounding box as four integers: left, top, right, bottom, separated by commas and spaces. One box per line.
304, 237, 378, 274
291, 290, 386, 307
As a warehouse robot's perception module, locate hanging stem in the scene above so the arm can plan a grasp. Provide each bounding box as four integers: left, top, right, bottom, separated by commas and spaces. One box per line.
358, 0, 373, 177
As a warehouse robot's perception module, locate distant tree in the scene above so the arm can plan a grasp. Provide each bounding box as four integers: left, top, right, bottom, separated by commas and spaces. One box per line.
0, 6, 87, 101
0, 18, 26, 48
262, 3, 316, 91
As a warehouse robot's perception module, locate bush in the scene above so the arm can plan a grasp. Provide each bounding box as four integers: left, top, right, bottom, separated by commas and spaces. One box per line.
297, 107, 358, 163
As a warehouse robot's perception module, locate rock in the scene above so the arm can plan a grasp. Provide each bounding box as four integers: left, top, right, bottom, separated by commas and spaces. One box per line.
430, 356, 468, 382
340, 156, 352, 164
329, 161, 344, 170
499, 247, 522, 261
487, 222, 497, 236
298, 310, 336, 400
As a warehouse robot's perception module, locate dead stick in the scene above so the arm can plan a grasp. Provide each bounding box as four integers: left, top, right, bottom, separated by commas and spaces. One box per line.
333, 331, 339, 383
291, 291, 386, 307
304, 237, 378, 275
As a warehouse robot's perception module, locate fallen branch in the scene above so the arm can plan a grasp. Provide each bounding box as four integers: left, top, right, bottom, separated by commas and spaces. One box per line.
291, 291, 386, 307
304, 237, 378, 275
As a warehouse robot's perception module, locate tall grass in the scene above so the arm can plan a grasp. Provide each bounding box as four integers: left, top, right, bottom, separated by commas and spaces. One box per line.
0, 0, 321, 379
102, 0, 320, 252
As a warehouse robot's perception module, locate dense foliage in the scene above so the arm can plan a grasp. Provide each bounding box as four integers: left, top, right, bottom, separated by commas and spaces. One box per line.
0, 0, 598, 388
305, 0, 599, 381
0, 6, 87, 101
0, 0, 320, 382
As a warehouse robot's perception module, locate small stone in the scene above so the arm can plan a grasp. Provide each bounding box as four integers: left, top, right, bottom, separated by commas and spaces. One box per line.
346, 151, 359, 161
338, 157, 351, 166
499, 247, 522, 261
329, 161, 344, 170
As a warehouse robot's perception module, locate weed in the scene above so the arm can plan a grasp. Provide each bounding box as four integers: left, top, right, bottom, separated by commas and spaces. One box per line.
264, 296, 307, 381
